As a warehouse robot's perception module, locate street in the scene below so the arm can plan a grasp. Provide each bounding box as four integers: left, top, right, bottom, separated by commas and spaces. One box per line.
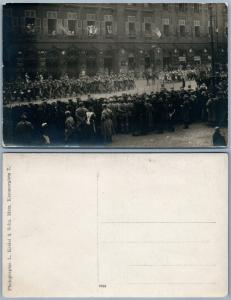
104, 123, 227, 148
5, 79, 197, 107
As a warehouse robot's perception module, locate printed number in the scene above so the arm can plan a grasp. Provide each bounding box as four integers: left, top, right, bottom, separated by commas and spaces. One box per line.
99, 284, 107, 288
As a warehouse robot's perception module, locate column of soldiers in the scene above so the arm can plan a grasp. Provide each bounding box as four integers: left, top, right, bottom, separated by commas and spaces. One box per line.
3, 75, 227, 146
3, 73, 136, 104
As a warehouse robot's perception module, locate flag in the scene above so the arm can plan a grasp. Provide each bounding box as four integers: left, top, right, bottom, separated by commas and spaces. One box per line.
87, 25, 97, 36
153, 27, 161, 38
106, 25, 113, 34
57, 23, 71, 35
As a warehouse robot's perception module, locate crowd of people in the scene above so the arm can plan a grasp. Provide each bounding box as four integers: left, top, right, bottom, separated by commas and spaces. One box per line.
3, 72, 227, 146
3, 73, 136, 104
143, 66, 216, 87
159, 68, 198, 82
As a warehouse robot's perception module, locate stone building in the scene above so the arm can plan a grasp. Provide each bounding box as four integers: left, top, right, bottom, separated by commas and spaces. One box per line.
3, 3, 228, 80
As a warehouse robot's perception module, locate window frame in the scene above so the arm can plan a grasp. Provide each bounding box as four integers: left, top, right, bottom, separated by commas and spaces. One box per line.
47, 18, 57, 35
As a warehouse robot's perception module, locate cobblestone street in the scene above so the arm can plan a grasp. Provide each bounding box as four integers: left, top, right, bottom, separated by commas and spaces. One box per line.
105, 123, 228, 148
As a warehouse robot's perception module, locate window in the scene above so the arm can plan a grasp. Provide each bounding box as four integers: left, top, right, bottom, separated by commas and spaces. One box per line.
180, 25, 185, 36
144, 17, 152, 35
48, 19, 57, 35
129, 22, 135, 35
127, 16, 136, 35
104, 15, 113, 35
195, 25, 200, 37
25, 17, 36, 34
163, 24, 169, 36
145, 23, 151, 34
179, 19, 185, 36
162, 18, 170, 36
87, 20, 97, 37
47, 11, 57, 35
193, 4, 200, 13
68, 20, 76, 34
105, 21, 113, 35
24, 10, 37, 33
194, 20, 200, 37
179, 3, 187, 12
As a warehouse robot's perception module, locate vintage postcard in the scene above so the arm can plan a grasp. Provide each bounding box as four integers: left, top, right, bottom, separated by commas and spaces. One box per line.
3, 153, 228, 297
2, 3, 228, 147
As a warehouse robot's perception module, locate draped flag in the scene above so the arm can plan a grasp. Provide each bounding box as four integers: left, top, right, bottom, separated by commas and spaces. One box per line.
153, 27, 162, 38
57, 23, 71, 35
87, 25, 98, 36
106, 25, 113, 35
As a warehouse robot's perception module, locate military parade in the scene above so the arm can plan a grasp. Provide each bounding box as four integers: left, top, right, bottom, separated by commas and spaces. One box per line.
3, 66, 227, 146
3, 3, 228, 147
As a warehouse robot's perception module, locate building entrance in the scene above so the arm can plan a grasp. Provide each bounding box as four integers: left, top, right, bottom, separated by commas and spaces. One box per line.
104, 57, 113, 74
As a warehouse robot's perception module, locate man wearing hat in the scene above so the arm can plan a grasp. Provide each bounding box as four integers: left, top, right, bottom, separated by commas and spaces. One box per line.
15, 113, 34, 145
75, 102, 88, 141
101, 104, 113, 143
64, 111, 75, 144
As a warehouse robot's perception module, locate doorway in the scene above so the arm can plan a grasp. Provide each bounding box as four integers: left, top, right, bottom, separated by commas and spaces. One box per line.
86, 56, 97, 76
104, 57, 113, 74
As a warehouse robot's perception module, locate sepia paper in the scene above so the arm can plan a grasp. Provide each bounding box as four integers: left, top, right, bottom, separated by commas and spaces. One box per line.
2, 153, 228, 297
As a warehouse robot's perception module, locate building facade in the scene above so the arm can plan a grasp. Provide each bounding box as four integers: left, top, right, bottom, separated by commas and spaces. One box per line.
3, 3, 228, 80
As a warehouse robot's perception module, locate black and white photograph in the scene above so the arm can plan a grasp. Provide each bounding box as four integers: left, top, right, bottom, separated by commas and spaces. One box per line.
2, 2, 228, 147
